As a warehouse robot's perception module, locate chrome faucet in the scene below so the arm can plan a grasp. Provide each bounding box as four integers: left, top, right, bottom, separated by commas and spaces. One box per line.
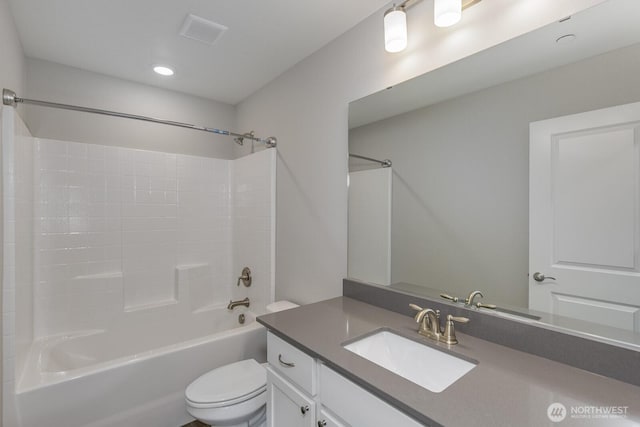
465, 290, 496, 310
441, 290, 497, 310
409, 303, 469, 345
465, 290, 484, 306
411, 304, 440, 340
227, 297, 250, 310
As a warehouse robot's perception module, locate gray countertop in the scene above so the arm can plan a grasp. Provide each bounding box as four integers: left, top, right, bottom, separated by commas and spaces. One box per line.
257, 297, 640, 427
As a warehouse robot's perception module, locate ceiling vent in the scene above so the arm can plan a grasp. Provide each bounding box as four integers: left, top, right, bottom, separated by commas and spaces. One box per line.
179, 14, 227, 45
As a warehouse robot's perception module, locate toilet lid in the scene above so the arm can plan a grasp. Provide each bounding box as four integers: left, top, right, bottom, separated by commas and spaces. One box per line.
185, 359, 266, 405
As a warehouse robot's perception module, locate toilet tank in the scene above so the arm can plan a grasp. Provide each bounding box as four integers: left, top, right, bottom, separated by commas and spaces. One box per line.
265, 300, 299, 313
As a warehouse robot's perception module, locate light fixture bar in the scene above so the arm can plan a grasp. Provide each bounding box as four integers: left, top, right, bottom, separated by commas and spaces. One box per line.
383, 0, 481, 53
462, 0, 482, 10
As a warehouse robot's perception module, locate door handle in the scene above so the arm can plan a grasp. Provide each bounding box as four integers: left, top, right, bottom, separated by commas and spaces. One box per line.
533, 272, 556, 282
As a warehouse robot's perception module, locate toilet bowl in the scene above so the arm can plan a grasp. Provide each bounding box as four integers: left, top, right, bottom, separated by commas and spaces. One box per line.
185, 301, 298, 426
186, 359, 267, 427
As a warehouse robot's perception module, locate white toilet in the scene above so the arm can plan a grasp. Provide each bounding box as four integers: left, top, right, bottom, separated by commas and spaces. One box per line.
185, 301, 298, 427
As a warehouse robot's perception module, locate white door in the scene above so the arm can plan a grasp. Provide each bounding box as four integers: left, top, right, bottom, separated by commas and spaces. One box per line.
529, 101, 640, 332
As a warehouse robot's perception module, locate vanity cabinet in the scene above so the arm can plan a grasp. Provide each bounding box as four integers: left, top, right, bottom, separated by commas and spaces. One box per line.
267, 332, 317, 427
266, 332, 423, 427
267, 367, 316, 427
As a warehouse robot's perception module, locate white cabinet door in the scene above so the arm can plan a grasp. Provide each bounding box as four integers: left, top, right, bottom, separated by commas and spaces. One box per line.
267, 367, 316, 427
319, 365, 423, 427
317, 408, 349, 427
529, 101, 640, 331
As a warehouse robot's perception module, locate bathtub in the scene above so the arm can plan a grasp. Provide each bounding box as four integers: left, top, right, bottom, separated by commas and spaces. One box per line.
15, 308, 266, 427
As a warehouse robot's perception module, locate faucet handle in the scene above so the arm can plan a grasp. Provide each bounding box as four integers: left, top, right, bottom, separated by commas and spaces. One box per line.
409, 303, 426, 324
448, 315, 469, 324
237, 267, 252, 287
476, 302, 497, 310
441, 314, 469, 345
440, 293, 460, 303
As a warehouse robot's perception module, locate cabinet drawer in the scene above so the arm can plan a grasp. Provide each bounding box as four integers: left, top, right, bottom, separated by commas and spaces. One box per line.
268, 332, 317, 395
320, 365, 423, 427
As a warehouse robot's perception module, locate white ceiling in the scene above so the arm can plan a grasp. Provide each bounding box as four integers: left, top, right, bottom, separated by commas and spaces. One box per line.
8, 0, 390, 105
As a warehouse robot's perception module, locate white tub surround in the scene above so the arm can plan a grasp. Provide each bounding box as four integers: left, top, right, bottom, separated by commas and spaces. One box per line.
2, 129, 276, 426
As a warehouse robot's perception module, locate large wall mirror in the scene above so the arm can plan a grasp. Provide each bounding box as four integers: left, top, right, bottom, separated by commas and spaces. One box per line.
348, 0, 640, 348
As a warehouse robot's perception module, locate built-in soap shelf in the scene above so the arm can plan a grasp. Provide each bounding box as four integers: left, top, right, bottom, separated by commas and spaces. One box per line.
66, 264, 226, 314
124, 298, 179, 313
176, 263, 219, 313
73, 272, 123, 280
192, 302, 230, 314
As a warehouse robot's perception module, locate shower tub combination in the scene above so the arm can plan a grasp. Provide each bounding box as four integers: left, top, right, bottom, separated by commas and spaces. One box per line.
1, 93, 277, 427
17, 308, 266, 427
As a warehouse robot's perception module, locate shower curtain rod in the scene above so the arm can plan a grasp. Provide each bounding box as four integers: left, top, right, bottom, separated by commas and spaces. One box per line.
349, 153, 392, 167
2, 88, 277, 147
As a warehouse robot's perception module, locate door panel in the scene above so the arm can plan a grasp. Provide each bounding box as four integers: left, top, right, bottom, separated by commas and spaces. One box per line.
529, 101, 640, 332
553, 127, 637, 269
552, 293, 640, 331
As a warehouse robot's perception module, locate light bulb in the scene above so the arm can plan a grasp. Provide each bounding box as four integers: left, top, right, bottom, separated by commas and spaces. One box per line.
153, 66, 174, 76
384, 6, 407, 53
434, 0, 462, 27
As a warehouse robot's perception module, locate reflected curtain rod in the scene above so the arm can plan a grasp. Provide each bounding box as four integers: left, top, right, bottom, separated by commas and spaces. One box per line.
2, 88, 277, 147
349, 153, 392, 168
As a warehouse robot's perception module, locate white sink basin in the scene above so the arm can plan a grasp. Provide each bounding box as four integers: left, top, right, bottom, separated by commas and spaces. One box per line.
343, 330, 476, 393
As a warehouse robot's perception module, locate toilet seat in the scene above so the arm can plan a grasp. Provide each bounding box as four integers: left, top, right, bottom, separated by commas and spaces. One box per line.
186, 386, 266, 409
185, 359, 267, 409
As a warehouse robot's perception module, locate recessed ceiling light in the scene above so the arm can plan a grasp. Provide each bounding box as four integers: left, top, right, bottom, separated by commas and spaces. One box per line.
153, 66, 174, 76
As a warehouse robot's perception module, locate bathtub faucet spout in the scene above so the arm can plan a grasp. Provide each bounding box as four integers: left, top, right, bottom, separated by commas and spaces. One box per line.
227, 297, 250, 310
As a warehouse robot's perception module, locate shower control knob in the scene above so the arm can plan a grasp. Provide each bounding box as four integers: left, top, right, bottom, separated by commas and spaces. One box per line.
237, 267, 252, 287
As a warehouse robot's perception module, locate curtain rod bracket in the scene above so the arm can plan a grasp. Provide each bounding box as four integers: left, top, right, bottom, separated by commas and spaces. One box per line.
3, 88, 17, 107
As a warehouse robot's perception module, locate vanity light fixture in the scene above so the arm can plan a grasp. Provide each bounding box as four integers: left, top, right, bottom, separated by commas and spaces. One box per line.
434, 0, 462, 27
384, 4, 408, 53
384, 0, 482, 53
153, 65, 174, 76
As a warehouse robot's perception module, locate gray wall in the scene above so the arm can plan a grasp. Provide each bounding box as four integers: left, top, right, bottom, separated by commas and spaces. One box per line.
0, 0, 25, 95
236, 0, 605, 305
349, 43, 640, 307
25, 58, 237, 159
0, 0, 25, 414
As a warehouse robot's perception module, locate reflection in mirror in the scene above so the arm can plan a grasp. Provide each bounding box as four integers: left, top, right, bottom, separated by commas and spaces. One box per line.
348, 0, 640, 344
